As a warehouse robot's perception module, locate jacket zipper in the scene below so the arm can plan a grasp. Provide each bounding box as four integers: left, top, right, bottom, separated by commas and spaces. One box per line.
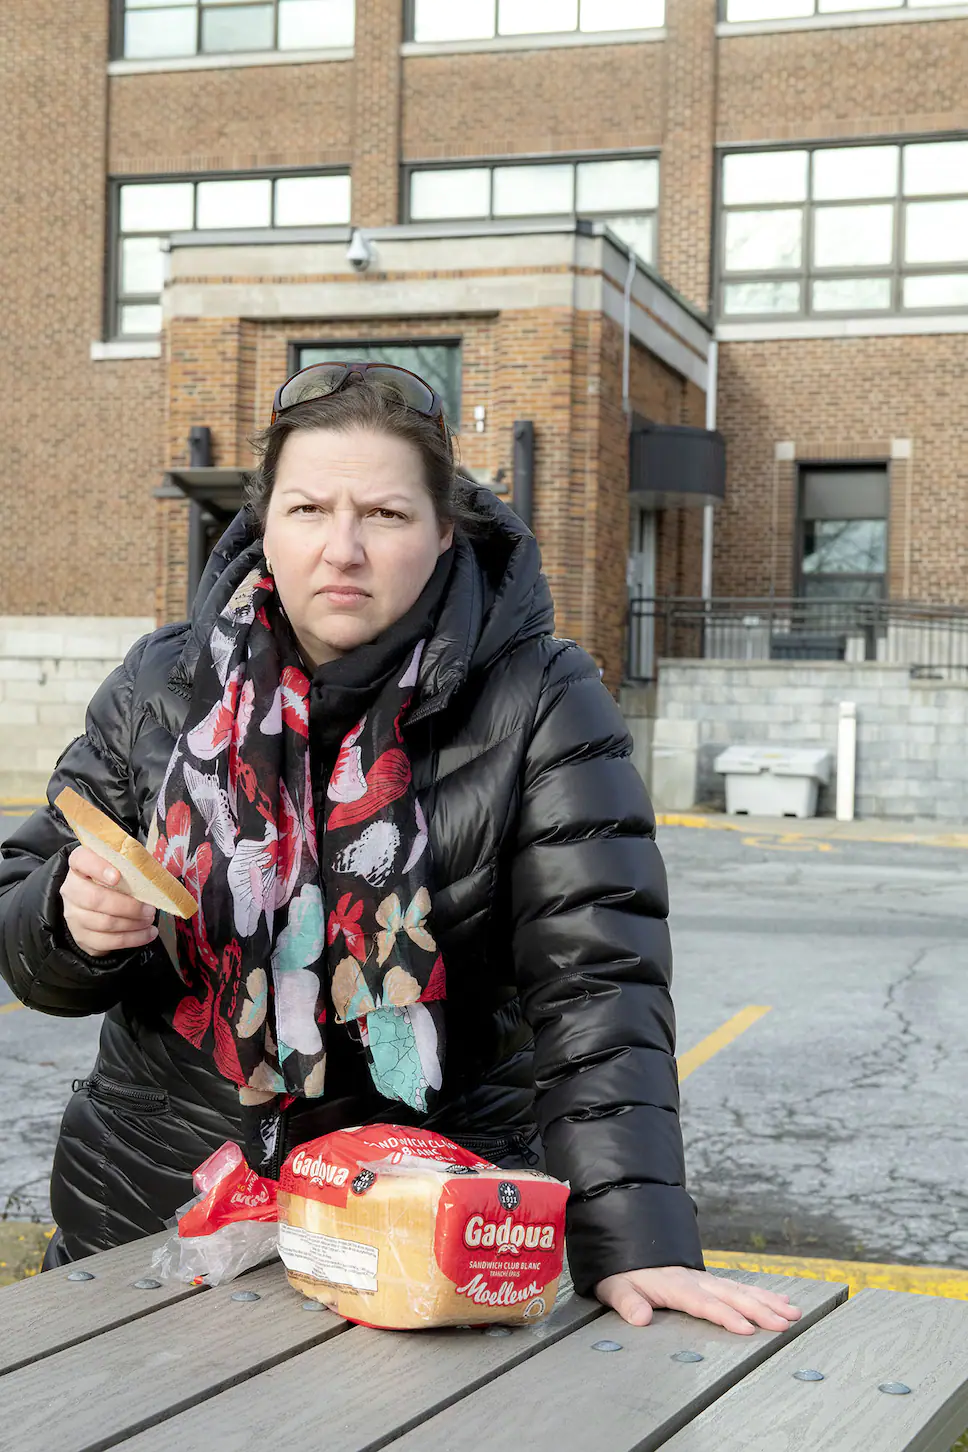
450, 1131, 540, 1167
73, 1074, 168, 1113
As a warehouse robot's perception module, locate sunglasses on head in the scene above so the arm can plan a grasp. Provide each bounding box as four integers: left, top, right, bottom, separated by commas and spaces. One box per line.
271, 360, 449, 437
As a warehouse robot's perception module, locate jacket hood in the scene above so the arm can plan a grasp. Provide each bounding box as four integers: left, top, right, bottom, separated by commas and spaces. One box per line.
170, 481, 555, 713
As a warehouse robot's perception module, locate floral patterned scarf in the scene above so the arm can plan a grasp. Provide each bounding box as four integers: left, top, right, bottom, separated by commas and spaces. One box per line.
151, 564, 446, 1136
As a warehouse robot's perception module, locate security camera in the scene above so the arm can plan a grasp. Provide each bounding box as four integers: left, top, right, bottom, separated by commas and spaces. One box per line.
347, 228, 374, 273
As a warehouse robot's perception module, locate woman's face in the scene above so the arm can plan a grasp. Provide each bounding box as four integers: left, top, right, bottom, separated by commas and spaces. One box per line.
262, 427, 454, 670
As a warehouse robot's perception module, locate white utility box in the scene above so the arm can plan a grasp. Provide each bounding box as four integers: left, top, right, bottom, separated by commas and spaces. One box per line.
713, 745, 832, 819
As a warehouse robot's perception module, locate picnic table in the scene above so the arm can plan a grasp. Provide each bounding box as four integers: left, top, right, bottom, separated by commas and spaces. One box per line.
4, 1233, 968, 1450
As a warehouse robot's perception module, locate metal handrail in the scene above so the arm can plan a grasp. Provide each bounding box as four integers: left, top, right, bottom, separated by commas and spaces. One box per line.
626, 596, 968, 681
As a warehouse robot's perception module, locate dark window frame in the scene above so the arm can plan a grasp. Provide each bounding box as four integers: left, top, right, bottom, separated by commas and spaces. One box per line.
400, 149, 661, 262
288, 337, 465, 428
716, 133, 968, 322
794, 460, 891, 600
107, 165, 352, 340
110, 0, 355, 62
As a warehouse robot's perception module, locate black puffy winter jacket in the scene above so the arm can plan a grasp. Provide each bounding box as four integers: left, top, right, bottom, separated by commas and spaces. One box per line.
0, 486, 703, 1295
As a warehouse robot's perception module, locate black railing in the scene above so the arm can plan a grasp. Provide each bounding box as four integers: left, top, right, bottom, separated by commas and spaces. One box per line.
627, 596, 968, 682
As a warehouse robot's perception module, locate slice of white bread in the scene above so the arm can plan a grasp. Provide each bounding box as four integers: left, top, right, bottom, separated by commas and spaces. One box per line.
55, 786, 197, 918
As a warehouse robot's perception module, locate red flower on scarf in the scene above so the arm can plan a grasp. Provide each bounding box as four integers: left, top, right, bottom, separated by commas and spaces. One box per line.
173, 937, 245, 1087
280, 666, 310, 738
423, 953, 447, 1002
155, 799, 192, 876
326, 748, 411, 829
328, 893, 366, 962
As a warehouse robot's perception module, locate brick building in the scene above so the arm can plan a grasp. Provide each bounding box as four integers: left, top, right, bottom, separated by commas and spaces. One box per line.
1, 0, 966, 792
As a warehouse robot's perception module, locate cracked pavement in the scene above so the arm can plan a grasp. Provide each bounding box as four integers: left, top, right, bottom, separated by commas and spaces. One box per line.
1, 809, 965, 1272
665, 824, 968, 1267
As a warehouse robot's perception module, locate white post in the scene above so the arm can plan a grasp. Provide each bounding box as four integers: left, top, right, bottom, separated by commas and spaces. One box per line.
836, 701, 857, 822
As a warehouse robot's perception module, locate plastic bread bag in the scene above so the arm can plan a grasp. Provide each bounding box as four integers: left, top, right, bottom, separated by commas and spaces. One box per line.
150, 1140, 280, 1286
276, 1124, 570, 1330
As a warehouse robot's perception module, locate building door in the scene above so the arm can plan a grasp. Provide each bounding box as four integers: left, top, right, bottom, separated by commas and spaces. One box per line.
627, 504, 657, 679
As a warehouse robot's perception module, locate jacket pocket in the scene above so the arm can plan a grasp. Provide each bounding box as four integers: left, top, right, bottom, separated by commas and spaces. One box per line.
73, 1073, 169, 1115
447, 1129, 542, 1168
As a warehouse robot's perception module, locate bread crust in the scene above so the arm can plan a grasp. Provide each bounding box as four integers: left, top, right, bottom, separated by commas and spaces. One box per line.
55, 786, 197, 919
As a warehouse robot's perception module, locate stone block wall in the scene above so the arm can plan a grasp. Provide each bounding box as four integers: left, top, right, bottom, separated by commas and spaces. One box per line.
0, 617, 154, 798
656, 661, 968, 821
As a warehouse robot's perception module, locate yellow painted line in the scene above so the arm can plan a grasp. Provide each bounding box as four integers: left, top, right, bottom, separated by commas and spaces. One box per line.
0, 1002, 24, 1015
678, 1006, 771, 1083
705, 1249, 968, 1302
742, 834, 836, 853
0, 799, 45, 809
657, 812, 968, 850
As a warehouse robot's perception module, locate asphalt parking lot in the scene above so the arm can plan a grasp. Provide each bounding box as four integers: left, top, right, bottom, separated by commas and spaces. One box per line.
666, 822, 967, 1268
1, 805, 966, 1276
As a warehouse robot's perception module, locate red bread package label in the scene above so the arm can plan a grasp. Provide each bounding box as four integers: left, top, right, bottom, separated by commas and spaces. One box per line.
434, 1176, 569, 1316
178, 1141, 277, 1237
278, 1125, 492, 1210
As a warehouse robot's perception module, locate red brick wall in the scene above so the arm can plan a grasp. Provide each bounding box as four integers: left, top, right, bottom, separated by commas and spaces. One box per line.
717, 19, 968, 144
108, 64, 355, 176
715, 337, 968, 603
401, 42, 664, 159
0, 0, 163, 617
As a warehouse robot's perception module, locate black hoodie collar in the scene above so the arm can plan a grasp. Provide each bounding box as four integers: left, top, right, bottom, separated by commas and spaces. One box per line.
168, 483, 554, 718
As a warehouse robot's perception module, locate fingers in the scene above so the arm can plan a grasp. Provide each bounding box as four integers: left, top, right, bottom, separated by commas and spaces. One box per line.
68, 845, 125, 886
62, 847, 158, 957
709, 1279, 802, 1333
594, 1274, 655, 1328
63, 863, 154, 923
68, 905, 158, 939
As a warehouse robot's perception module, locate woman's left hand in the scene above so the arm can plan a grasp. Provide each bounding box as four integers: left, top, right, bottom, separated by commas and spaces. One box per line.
594, 1267, 803, 1334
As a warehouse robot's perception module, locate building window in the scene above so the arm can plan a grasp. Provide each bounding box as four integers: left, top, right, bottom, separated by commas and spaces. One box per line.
723, 0, 963, 21
113, 172, 351, 337
799, 467, 889, 600
116, 0, 355, 61
409, 0, 664, 41
407, 156, 660, 265
719, 139, 968, 319
295, 341, 464, 427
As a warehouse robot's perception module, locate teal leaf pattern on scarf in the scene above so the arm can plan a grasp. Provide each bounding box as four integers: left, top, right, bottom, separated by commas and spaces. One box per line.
367, 1006, 429, 1112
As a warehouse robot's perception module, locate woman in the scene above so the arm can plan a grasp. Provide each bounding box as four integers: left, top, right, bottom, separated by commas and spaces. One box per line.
0, 362, 797, 1336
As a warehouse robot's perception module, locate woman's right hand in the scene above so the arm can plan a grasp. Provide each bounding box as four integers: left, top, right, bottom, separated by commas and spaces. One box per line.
60, 846, 159, 958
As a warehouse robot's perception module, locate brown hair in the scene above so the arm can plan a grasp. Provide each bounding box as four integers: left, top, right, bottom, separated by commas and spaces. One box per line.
246, 375, 483, 537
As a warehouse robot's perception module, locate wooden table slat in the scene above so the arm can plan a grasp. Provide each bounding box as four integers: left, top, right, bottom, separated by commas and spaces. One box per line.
4, 1263, 349, 1452
116, 1279, 605, 1451
374, 1272, 848, 1452
0, 1231, 203, 1378
661, 1287, 968, 1452
371, 1277, 847, 1446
